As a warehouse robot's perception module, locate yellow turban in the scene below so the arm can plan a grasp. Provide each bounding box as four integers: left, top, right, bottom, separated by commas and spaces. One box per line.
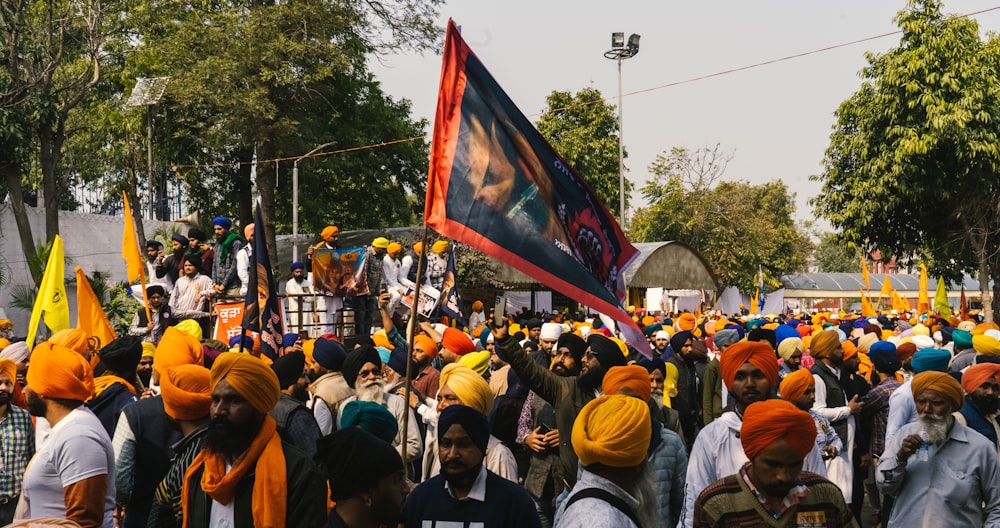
609, 337, 628, 357
372, 329, 393, 350
413, 242, 423, 254
141, 342, 156, 358
0, 338, 9, 350
210, 352, 280, 414
458, 351, 490, 377
809, 329, 842, 360
27, 342, 94, 401
777, 338, 804, 362
509, 323, 521, 336
0, 358, 15, 384
664, 362, 679, 408
161, 364, 213, 421
49, 328, 90, 356
973, 334, 1000, 356
175, 319, 203, 341
372, 237, 389, 249
439, 363, 493, 415
154, 326, 204, 376
573, 394, 651, 468
779, 368, 814, 402
302, 339, 316, 365
431, 240, 449, 254
321, 226, 339, 239
911, 371, 964, 410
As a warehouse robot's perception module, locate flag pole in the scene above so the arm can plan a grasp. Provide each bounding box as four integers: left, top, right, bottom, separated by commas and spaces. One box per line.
401, 225, 431, 476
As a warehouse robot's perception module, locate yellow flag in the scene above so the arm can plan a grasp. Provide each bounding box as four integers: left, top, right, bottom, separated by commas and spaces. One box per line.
861, 254, 870, 291
860, 288, 876, 317
75, 266, 117, 349
121, 192, 144, 283
960, 286, 968, 320
918, 264, 930, 314
879, 274, 892, 302
933, 277, 952, 319
26, 235, 70, 350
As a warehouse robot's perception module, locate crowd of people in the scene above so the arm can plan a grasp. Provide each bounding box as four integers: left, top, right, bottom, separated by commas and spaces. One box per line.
0, 224, 999, 527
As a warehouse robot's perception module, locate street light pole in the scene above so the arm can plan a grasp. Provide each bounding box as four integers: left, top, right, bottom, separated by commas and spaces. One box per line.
605, 33, 640, 231
292, 142, 335, 261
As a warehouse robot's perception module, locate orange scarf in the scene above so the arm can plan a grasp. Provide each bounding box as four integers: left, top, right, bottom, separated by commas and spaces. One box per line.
182, 416, 287, 528
91, 375, 136, 400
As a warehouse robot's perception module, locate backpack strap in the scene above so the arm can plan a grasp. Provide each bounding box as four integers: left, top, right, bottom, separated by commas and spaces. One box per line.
564, 487, 641, 527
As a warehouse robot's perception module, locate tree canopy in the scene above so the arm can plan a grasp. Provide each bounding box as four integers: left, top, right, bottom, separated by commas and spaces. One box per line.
812, 0, 1000, 320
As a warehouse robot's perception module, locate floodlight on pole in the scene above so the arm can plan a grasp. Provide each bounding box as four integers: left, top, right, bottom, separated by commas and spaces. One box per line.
292, 142, 335, 261
604, 33, 639, 231
126, 77, 170, 219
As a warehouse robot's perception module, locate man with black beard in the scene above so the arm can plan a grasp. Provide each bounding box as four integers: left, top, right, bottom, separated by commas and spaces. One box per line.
956, 362, 1000, 451
181, 352, 325, 527
493, 321, 627, 493
665, 330, 708, 447
878, 371, 1000, 526
0, 358, 32, 525
269, 351, 321, 458
404, 405, 541, 528
337, 346, 422, 463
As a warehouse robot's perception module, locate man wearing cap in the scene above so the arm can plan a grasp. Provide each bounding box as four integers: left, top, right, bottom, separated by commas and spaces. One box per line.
954, 362, 1000, 452
353, 237, 388, 337
20, 342, 116, 527
128, 284, 171, 344
319, 427, 410, 528
553, 394, 656, 528
155, 234, 189, 290
113, 327, 197, 528
0, 357, 32, 525
208, 216, 242, 297
878, 371, 1000, 526
182, 352, 326, 527
680, 340, 827, 528
285, 261, 316, 334
307, 337, 354, 436
147, 364, 212, 528
269, 351, 321, 457
88, 336, 142, 436
405, 405, 541, 528
235, 223, 254, 297
693, 400, 856, 528
338, 346, 422, 461
493, 321, 627, 494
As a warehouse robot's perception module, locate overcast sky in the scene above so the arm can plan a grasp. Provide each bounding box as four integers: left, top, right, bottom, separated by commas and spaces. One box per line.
370, 1, 1000, 229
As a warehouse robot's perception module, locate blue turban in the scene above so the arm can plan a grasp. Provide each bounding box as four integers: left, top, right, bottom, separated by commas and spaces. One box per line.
911, 348, 951, 374
290, 261, 304, 271
953, 329, 974, 351
479, 326, 492, 350
282, 333, 299, 349
212, 216, 232, 229
774, 324, 798, 346
387, 348, 410, 378
340, 400, 399, 444
644, 323, 663, 338
170, 233, 188, 246
787, 318, 801, 328
869, 341, 900, 374
853, 318, 868, 329
228, 335, 254, 349
439, 404, 489, 455
313, 337, 346, 371
725, 324, 746, 340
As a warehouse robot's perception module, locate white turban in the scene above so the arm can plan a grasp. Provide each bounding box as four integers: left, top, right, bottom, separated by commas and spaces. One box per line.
579, 326, 592, 339
0, 342, 29, 364
654, 330, 670, 341
912, 335, 936, 350
540, 323, 564, 340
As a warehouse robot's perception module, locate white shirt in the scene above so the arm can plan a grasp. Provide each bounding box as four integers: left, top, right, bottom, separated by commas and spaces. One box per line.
236, 245, 253, 296
209, 462, 236, 528
398, 254, 416, 290
382, 254, 403, 292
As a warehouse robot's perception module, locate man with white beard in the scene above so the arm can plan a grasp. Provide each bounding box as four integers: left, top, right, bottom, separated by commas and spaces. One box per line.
336, 345, 422, 462
877, 371, 1000, 526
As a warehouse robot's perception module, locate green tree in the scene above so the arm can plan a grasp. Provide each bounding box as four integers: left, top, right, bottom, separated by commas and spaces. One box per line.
814, 232, 860, 273
630, 145, 811, 293
536, 87, 631, 222
812, 0, 1000, 321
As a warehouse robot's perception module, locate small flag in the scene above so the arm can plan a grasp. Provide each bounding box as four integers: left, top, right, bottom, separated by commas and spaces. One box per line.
960, 286, 968, 320
121, 193, 144, 283
26, 235, 70, 349
860, 288, 876, 317
439, 247, 466, 328
75, 266, 117, 348
933, 277, 951, 318
241, 203, 284, 360
861, 254, 870, 291
918, 264, 930, 315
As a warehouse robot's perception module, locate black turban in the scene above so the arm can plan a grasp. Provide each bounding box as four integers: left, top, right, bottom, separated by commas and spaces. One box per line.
587, 334, 626, 370
318, 427, 402, 502
270, 351, 305, 389
557, 333, 587, 362
438, 404, 489, 454
98, 336, 142, 376
341, 345, 382, 389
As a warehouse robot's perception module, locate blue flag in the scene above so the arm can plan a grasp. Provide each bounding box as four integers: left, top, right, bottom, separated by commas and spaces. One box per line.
241, 203, 284, 359
439, 247, 466, 327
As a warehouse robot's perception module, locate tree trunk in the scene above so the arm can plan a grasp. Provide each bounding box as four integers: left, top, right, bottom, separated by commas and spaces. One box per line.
989, 252, 1000, 325
235, 152, 253, 231
254, 120, 280, 276
38, 117, 66, 241
1, 162, 37, 262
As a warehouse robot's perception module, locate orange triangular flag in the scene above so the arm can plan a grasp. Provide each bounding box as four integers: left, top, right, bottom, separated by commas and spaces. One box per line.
75, 266, 117, 349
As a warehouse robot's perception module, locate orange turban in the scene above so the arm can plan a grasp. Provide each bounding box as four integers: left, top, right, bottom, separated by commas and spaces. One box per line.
0, 338, 9, 350
842, 341, 858, 361
372, 330, 393, 350
439, 363, 493, 414
719, 341, 779, 391
741, 399, 816, 459
471, 301, 483, 312
961, 363, 1000, 396
49, 328, 90, 356
911, 371, 964, 410
442, 328, 475, 356
810, 330, 842, 359
210, 352, 280, 414
413, 242, 423, 254
676, 313, 697, 332
321, 226, 339, 239
0, 358, 15, 384
779, 368, 814, 402
161, 364, 213, 421
387, 242, 402, 255
154, 327, 204, 376
602, 365, 652, 402
243, 224, 254, 239
27, 342, 94, 401
413, 335, 439, 359
573, 394, 651, 468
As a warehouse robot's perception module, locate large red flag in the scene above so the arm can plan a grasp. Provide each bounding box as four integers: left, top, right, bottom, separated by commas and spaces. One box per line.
425, 20, 646, 352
